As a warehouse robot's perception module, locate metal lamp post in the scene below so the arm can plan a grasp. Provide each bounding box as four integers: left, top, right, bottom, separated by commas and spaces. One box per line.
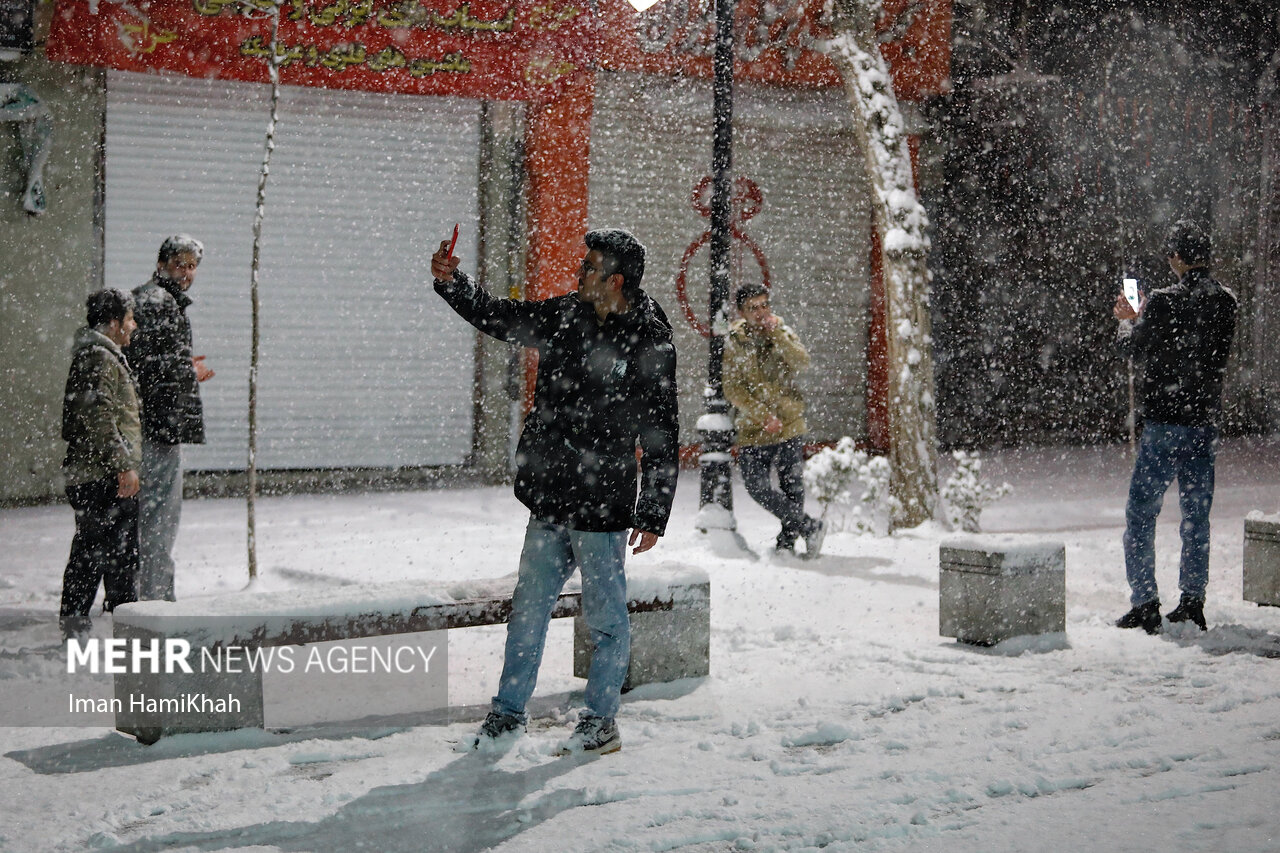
628, 0, 739, 534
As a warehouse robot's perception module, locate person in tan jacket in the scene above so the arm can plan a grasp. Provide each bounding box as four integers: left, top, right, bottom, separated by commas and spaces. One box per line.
723, 284, 824, 557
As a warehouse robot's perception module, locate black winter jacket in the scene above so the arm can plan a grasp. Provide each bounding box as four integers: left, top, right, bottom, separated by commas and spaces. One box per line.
435, 271, 679, 534
126, 275, 205, 445
1123, 267, 1237, 427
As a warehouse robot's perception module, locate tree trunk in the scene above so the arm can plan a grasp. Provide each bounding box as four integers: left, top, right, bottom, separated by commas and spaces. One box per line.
823, 1, 939, 529
246, 0, 283, 582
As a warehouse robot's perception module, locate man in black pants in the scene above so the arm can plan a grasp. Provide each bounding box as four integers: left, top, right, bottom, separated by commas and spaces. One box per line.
723, 284, 824, 557
60, 289, 142, 641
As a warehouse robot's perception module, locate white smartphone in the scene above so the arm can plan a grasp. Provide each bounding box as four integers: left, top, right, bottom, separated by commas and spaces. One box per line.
1123, 277, 1141, 313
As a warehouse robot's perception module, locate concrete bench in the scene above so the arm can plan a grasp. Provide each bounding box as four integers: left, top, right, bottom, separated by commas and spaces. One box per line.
939, 538, 1066, 645
110, 568, 710, 743
1244, 514, 1280, 607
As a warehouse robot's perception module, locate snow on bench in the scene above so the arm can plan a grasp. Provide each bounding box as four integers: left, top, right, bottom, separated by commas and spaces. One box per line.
110, 567, 710, 743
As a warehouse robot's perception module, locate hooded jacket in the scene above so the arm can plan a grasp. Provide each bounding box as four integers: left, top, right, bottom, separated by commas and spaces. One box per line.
62, 326, 142, 486
723, 316, 810, 447
1122, 267, 1237, 427
126, 274, 205, 445
435, 270, 679, 535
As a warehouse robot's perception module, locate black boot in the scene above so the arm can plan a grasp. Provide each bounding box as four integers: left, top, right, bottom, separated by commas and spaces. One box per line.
1166, 596, 1206, 631
1116, 600, 1162, 634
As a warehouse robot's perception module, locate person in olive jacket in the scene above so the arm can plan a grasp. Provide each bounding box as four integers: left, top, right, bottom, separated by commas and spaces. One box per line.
60, 289, 142, 641
125, 235, 213, 602
433, 228, 678, 757
723, 283, 824, 557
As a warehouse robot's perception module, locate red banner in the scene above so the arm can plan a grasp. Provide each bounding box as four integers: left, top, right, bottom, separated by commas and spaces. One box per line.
47, 0, 948, 101
47, 0, 600, 101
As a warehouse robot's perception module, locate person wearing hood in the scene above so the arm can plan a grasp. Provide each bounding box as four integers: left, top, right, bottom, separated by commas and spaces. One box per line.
432, 228, 679, 756
125, 235, 213, 602
60, 288, 142, 641
723, 283, 824, 557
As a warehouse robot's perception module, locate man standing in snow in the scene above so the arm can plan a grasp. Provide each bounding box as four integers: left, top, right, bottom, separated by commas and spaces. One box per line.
1113, 219, 1236, 634
60, 289, 142, 641
431, 229, 679, 755
126, 235, 214, 602
723, 284, 824, 557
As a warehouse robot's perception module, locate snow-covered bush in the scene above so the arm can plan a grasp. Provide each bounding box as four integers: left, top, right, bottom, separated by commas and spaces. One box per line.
941, 450, 1012, 533
803, 437, 893, 535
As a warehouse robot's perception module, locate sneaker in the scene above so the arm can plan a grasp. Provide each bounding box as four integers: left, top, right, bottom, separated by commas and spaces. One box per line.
471, 711, 524, 750
553, 715, 621, 756
803, 518, 826, 560
1115, 600, 1162, 635
1166, 596, 1207, 631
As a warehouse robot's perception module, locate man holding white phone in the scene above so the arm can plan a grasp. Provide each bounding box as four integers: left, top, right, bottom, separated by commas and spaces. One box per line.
1112, 219, 1236, 634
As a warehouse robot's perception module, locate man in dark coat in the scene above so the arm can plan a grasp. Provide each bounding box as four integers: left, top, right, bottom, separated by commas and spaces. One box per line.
60, 288, 142, 641
432, 228, 678, 756
125, 235, 214, 602
1113, 219, 1237, 634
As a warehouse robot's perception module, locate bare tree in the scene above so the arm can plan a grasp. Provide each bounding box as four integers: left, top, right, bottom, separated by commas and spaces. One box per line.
245, 0, 284, 582
822, 0, 939, 529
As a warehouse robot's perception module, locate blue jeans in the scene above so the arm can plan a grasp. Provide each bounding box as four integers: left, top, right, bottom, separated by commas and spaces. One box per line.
138, 440, 182, 601
492, 518, 630, 722
1122, 422, 1218, 608
739, 438, 809, 547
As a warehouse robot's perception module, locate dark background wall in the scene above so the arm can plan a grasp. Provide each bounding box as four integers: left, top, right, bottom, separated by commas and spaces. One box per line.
922, 0, 1279, 447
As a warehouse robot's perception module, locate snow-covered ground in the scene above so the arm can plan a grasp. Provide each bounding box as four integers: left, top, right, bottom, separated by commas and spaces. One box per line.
2, 436, 1279, 852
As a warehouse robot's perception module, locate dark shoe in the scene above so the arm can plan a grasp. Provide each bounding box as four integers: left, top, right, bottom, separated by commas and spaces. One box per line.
472, 711, 524, 750
1166, 596, 1206, 631
62, 628, 90, 646
1116, 600, 1162, 635
553, 715, 621, 756
803, 518, 826, 560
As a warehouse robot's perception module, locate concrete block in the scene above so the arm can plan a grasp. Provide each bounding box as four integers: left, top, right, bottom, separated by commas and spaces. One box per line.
940, 539, 1066, 645
1244, 516, 1280, 607
112, 623, 264, 744
575, 597, 710, 690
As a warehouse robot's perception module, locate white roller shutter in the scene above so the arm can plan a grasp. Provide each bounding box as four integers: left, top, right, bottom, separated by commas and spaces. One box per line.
105, 69, 480, 471
588, 71, 871, 444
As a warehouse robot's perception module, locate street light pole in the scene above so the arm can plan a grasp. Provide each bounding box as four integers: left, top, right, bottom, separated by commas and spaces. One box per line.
693, 0, 738, 533
627, 0, 740, 537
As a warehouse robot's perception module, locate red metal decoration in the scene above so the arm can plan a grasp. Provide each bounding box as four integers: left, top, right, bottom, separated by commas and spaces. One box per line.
675, 175, 770, 337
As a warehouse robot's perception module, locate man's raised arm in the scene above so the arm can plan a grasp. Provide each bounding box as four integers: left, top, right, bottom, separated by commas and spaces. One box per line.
431, 238, 544, 347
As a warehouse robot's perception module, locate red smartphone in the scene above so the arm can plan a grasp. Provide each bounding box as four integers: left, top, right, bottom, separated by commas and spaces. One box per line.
447, 223, 459, 259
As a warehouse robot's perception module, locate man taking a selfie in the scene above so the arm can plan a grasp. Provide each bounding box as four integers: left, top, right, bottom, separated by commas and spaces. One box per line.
1112, 219, 1236, 634
432, 228, 678, 756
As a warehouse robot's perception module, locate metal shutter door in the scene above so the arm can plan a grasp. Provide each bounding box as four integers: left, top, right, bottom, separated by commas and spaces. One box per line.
588, 71, 871, 444
105, 69, 480, 471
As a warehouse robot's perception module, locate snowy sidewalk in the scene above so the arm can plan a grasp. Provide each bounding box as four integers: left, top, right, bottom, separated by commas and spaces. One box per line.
1, 436, 1279, 852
